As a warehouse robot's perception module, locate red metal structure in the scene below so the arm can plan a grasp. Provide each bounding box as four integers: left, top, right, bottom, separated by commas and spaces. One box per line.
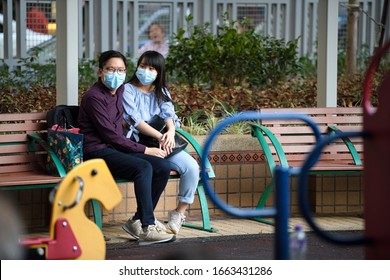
362, 39, 390, 259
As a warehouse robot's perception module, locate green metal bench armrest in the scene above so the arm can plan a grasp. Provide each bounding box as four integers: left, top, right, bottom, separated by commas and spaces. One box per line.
175, 128, 217, 232
249, 123, 289, 174
327, 125, 362, 166
176, 128, 215, 178
28, 133, 67, 177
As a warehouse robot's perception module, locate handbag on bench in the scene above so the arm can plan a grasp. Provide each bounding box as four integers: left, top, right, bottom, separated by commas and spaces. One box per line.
46, 105, 83, 176
138, 115, 188, 158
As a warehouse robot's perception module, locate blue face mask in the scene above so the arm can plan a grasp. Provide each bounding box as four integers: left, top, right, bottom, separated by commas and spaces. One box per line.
136, 68, 157, 85
103, 72, 126, 90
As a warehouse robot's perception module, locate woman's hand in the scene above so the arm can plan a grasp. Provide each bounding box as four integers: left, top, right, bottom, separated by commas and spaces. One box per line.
160, 129, 175, 155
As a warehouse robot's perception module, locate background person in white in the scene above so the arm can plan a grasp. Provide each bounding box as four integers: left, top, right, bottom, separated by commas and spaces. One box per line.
123, 50, 199, 234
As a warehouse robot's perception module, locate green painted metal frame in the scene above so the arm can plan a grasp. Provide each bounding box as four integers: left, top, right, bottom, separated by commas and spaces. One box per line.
176, 128, 217, 232
327, 125, 362, 166
249, 123, 363, 224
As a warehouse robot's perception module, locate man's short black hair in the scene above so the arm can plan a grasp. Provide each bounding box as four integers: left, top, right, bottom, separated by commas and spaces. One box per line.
98, 50, 127, 69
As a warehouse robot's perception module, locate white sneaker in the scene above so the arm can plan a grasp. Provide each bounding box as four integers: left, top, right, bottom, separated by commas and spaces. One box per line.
139, 225, 176, 245
122, 219, 168, 240
167, 210, 185, 234
154, 219, 168, 232
122, 219, 142, 240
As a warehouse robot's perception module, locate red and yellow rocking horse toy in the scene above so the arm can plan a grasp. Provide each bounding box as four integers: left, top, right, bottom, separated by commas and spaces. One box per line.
19, 159, 122, 260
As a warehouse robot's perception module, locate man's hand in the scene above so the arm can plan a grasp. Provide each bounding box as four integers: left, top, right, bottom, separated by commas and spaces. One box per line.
144, 147, 167, 158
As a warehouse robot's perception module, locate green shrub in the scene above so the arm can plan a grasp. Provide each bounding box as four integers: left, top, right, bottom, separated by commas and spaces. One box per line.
166, 15, 302, 89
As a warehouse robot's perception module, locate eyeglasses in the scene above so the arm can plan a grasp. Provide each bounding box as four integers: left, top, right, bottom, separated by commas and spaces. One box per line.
103, 67, 126, 75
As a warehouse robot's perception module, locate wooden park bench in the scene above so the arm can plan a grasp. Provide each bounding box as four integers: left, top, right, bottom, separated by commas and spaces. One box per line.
0, 112, 217, 233
249, 107, 364, 219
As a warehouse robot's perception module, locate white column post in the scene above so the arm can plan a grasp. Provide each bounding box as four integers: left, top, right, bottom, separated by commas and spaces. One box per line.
56, 0, 79, 105
317, 0, 339, 107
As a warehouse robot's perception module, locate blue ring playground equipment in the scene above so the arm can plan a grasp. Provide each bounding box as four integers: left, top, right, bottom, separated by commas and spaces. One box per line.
296, 130, 370, 246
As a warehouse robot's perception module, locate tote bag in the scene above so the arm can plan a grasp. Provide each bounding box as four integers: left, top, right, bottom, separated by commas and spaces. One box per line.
46, 129, 83, 176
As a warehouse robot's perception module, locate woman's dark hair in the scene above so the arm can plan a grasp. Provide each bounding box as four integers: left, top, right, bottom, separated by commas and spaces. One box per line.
129, 50, 171, 104
98, 50, 127, 69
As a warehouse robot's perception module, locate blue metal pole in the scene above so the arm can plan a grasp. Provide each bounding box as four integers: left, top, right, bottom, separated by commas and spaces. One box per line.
274, 165, 290, 260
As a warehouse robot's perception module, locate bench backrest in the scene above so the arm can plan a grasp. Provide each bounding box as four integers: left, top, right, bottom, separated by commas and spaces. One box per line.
252, 107, 364, 171
0, 112, 48, 174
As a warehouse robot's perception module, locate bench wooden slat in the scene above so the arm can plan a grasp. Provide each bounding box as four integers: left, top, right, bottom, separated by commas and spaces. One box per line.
0, 122, 47, 133
282, 160, 363, 171
262, 116, 363, 126
0, 143, 30, 153
261, 107, 362, 114
262, 126, 330, 134
0, 163, 45, 174
0, 112, 47, 121
275, 142, 364, 154
0, 134, 29, 143
0, 171, 61, 187
262, 117, 362, 126
0, 144, 47, 154
0, 132, 47, 143
0, 153, 45, 164
261, 108, 362, 122
265, 138, 361, 147
281, 154, 362, 162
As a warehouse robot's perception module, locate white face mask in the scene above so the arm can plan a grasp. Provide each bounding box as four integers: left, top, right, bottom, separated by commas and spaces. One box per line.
135, 68, 157, 85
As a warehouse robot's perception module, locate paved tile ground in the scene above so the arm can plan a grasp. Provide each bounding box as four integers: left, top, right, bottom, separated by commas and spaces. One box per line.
104, 215, 364, 245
